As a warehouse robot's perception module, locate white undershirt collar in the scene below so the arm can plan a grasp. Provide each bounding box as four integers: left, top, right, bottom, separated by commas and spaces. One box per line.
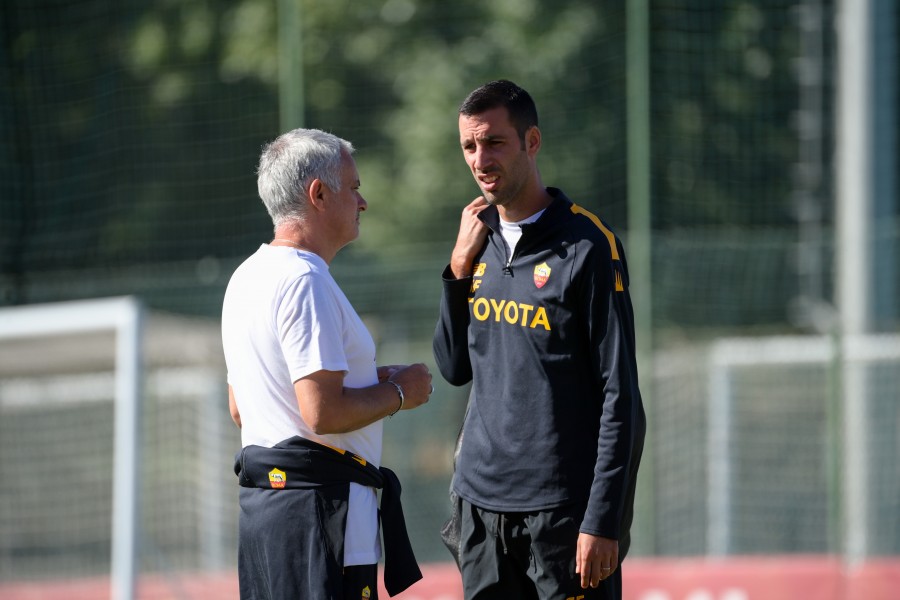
499, 209, 545, 255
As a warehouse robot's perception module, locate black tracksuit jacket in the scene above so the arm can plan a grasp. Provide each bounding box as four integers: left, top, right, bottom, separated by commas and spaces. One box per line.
433, 188, 646, 556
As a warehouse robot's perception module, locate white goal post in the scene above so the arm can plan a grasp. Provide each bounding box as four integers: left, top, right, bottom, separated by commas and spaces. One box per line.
708, 333, 900, 561
0, 297, 144, 600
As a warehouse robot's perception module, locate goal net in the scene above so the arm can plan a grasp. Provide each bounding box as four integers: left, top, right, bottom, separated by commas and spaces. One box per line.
651, 332, 900, 559
0, 298, 237, 595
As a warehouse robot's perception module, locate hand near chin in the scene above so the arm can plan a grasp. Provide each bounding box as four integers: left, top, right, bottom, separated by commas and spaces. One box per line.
450, 196, 490, 279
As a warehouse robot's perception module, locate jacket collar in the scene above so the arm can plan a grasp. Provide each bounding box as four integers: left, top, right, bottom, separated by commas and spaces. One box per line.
478, 187, 573, 234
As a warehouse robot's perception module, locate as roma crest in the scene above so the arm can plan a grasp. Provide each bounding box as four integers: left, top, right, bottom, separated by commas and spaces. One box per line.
533, 262, 551, 288
268, 468, 286, 489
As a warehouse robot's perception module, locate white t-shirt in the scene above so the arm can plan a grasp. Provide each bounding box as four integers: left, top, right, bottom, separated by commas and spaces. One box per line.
499, 208, 546, 255
221, 244, 382, 566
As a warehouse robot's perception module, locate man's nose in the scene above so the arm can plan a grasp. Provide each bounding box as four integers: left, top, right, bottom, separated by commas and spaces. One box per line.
471, 146, 491, 171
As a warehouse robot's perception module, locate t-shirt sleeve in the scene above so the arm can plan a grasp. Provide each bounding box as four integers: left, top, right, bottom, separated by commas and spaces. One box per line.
276, 272, 349, 382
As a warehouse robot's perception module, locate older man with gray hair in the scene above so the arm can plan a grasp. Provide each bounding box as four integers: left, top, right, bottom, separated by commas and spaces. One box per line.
223, 128, 432, 599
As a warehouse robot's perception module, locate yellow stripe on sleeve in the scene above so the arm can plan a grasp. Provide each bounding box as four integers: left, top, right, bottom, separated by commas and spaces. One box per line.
571, 204, 625, 291
570, 204, 620, 260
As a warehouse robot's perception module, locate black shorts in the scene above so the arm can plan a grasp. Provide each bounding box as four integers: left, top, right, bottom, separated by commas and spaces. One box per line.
457, 496, 622, 600
238, 486, 379, 600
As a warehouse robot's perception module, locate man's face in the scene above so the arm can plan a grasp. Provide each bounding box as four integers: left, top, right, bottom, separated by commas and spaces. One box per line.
326, 151, 367, 246
459, 106, 534, 208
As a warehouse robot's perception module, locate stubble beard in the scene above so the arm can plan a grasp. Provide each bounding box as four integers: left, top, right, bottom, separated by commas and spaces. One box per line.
480, 173, 526, 211
478, 148, 530, 210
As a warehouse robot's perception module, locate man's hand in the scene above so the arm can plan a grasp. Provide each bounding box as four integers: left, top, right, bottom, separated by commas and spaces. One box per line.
295, 364, 432, 434
449, 196, 490, 279
575, 533, 618, 589
387, 363, 433, 410
377, 365, 404, 382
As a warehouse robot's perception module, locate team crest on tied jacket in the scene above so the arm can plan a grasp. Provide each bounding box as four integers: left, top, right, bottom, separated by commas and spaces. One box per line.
533, 262, 551, 288
268, 468, 286, 489
361, 586, 371, 599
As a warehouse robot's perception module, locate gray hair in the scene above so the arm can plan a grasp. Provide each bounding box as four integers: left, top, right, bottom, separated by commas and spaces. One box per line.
256, 128, 355, 227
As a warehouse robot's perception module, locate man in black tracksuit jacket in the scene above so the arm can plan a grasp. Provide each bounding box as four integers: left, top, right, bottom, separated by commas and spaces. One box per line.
433, 80, 645, 600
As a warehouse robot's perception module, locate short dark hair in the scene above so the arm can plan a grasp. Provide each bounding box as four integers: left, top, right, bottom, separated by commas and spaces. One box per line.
459, 80, 538, 141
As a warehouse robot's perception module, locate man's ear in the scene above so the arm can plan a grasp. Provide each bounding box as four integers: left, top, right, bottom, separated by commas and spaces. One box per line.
307, 178, 327, 211
525, 125, 542, 157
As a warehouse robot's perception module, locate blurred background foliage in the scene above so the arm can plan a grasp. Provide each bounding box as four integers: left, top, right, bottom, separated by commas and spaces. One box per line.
1, 0, 855, 333
3, 0, 900, 571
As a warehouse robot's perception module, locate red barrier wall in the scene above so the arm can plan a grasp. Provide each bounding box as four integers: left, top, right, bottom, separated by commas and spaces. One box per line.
387, 558, 900, 600
1, 557, 898, 600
